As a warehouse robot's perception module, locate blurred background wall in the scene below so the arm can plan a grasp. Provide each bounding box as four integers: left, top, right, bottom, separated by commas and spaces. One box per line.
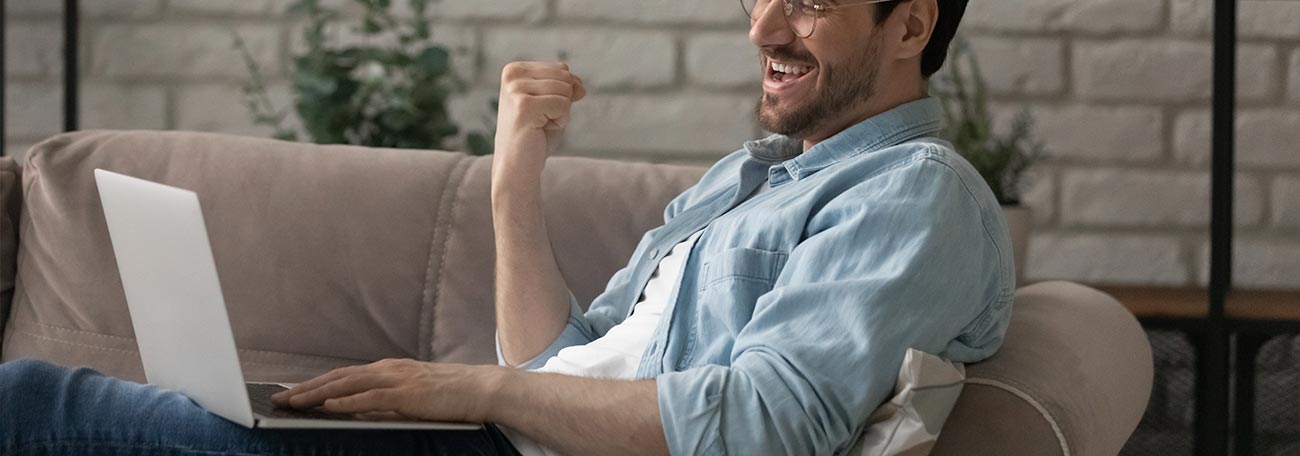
4, 0, 1298, 289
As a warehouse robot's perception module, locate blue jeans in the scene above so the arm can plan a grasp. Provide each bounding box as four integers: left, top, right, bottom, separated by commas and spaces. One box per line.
0, 359, 522, 456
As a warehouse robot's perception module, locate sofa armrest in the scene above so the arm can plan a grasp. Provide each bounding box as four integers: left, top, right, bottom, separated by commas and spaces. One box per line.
935, 281, 1155, 456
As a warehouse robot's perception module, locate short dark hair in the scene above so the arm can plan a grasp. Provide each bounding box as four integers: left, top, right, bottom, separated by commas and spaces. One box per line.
874, 0, 969, 78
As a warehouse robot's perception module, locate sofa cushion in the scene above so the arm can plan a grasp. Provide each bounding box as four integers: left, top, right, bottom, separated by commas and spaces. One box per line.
2, 130, 477, 381
0, 156, 20, 353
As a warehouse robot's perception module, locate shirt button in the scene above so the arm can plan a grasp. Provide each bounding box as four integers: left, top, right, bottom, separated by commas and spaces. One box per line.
649, 248, 660, 258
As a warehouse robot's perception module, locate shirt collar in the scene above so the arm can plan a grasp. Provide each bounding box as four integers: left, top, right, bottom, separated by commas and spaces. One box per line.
742, 97, 945, 187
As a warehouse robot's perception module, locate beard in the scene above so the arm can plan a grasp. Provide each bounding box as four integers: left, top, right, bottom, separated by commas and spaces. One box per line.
756, 39, 882, 140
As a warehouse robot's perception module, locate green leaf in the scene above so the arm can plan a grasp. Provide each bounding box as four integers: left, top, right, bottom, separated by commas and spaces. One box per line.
467, 132, 493, 156
362, 17, 383, 34
414, 47, 450, 77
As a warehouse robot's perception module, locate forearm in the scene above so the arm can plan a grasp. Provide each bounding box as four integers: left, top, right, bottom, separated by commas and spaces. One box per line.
488, 369, 669, 456
491, 155, 573, 366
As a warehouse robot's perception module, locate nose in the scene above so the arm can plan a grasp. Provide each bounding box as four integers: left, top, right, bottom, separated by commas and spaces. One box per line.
749, 0, 797, 49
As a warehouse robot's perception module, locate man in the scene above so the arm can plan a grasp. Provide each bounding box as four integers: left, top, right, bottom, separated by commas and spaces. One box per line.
0, 0, 1011, 454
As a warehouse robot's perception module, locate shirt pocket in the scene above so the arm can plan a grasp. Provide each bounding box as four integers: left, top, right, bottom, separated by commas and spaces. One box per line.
696, 247, 789, 336
700, 247, 789, 291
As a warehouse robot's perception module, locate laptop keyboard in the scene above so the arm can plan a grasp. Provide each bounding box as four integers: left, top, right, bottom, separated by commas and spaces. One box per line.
246, 383, 359, 421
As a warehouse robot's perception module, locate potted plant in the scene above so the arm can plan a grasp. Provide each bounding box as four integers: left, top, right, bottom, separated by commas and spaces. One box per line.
236, 0, 494, 155
933, 37, 1047, 283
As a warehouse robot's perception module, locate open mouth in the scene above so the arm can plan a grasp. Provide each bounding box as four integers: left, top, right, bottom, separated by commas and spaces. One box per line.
764, 58, 817, 94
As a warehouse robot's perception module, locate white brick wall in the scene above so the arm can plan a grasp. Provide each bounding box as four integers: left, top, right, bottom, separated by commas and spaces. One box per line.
483, 28, 676, 90
1275, 176, 1300, 229
1291, 48, 1300, 102
966, 37, 1063, 96
3, 0, 1297, 289
1027, 233, 1188, 286
1059, 170, 1263, 228
686, 33, 760, 89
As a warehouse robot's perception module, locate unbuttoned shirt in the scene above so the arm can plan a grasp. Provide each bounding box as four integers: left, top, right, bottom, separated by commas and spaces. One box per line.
497, 97, 1016, 456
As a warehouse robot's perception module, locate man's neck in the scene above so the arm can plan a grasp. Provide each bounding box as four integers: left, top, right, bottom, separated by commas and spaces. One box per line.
801, 79, 929, 152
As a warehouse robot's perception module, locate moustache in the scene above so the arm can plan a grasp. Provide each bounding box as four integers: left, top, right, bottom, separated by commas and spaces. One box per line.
761, 47, 816, 66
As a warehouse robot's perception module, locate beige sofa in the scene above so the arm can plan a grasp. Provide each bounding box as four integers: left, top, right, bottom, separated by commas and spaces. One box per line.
0, 130, 1153, 455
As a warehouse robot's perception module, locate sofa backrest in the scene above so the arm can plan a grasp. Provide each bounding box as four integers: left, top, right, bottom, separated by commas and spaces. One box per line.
0, 130, 704, 381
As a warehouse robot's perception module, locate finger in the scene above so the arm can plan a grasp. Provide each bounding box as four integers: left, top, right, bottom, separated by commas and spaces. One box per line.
273, 364, 371, 404
518, 95, 573, 129
320, 388, 402, 415
508, 79, 574, 99
501, 62, 573, 83
286, 373, 400, 409
571, 74, 587, 102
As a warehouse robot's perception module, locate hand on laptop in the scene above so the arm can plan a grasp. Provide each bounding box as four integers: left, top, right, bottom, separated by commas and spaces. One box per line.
271, 358, 507, 423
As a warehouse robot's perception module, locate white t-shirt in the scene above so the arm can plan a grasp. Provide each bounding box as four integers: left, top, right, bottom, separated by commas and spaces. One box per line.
504, 230, 704, 456
504, 182, 768, 455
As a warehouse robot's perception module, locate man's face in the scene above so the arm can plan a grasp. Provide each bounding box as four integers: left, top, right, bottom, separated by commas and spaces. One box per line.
751, 1, 887, 140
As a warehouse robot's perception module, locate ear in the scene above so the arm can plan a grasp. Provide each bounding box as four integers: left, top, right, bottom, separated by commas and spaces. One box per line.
895, 0, 938, 61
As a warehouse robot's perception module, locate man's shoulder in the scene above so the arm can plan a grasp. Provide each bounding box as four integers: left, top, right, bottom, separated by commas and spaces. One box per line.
828, 138, 990, 201
844, 137, 975, 180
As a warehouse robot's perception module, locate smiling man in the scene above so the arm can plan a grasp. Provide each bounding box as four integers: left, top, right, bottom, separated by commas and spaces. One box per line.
0, 0, 1011, 455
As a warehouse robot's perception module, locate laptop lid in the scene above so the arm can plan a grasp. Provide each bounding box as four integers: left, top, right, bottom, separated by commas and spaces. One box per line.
95, 169, 256, 428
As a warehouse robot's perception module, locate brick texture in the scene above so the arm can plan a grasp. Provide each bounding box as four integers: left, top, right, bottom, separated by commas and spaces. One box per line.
6, 22, 63, 77
91, 24, 280, 79
966, 37, 1063, 96
483, 28, 676, 90
1061, 169, 1263, 228
1026, 233, 1188, 285
1197, 239, 1300, 289
1, 0, 1297, 289
687, 33, 761, 88
1291, 48, 1300, 102
1275, 176, 1300, 229
566, 94, 757, 154
555, 0, 740, 25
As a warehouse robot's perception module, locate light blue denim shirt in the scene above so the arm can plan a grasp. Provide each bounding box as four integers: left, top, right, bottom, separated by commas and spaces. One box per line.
499, 98, 1015, 455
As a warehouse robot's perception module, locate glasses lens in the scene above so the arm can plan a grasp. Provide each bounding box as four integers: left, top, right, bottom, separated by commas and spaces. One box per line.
788, 0, 816, 37
743, 0, 817, 37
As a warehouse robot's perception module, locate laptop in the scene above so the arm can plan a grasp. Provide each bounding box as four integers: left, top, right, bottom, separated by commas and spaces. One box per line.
94, 169, 480, 431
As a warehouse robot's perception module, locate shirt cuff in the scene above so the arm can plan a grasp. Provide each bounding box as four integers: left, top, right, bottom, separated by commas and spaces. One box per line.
496, 292, 596, 369
656, 365, 730, 456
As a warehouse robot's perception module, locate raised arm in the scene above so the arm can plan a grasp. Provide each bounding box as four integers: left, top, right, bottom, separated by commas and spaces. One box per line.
491, 61, 588, 366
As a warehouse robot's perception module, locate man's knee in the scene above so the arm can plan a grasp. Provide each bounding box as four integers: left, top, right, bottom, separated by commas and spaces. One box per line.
0, 359, 66, 403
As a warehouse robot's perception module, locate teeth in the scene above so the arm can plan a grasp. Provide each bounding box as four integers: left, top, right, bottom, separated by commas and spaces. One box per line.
770, 61, 811, 75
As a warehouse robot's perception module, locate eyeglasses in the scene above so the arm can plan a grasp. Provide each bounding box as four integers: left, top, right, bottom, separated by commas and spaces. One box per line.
741, 0, 901, 38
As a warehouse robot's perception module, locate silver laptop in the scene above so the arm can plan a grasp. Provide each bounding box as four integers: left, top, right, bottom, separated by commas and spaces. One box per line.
94, 169, 480, 431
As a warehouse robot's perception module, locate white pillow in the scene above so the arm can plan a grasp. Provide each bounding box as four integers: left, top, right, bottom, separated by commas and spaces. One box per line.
847, 349, 967, 456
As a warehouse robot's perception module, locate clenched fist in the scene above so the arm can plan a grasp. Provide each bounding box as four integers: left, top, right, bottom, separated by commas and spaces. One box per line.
492, 61, 587, 187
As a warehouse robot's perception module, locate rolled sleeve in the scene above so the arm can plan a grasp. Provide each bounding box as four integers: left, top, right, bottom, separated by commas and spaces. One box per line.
656, 157, 1013, 455
496, 292, 598, 369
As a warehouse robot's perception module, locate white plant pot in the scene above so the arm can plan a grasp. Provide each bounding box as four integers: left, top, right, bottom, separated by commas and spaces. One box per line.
1002, 205, 1032, 286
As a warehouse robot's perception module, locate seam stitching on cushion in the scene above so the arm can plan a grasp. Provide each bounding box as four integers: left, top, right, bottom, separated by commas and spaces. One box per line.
8, 321, 373, 365
418, 156, 471, 361
430, 157, 475, 362
12, 330, 354, 370
964, 378, 1070, 456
